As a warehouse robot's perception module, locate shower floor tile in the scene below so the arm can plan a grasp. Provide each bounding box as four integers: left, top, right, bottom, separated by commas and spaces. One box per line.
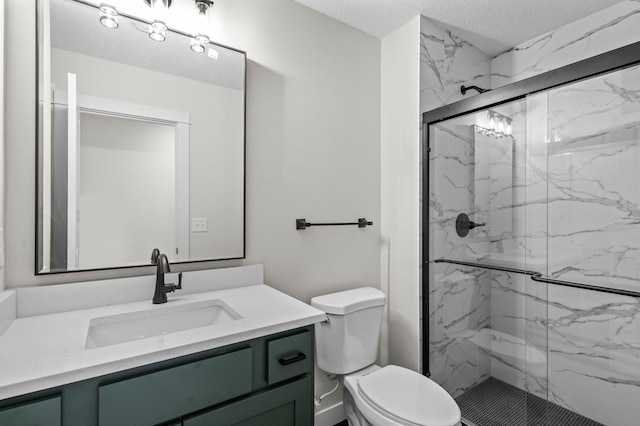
456, 377, 603, 426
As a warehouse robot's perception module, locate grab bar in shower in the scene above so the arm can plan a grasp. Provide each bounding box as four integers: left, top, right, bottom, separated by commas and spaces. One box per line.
433, 258, 640, 299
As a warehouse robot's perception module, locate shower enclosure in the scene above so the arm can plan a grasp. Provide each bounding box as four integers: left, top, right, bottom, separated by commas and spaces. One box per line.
423, 42, 640, 426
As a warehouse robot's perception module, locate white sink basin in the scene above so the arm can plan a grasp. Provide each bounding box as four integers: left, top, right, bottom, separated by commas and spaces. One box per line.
85, 299, 241, 349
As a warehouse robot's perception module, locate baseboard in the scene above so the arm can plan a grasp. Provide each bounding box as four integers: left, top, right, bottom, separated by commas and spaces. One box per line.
314, 400, 346, 426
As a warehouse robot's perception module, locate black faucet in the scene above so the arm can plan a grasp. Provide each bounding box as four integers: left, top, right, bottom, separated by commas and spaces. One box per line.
151, 251, 182, 304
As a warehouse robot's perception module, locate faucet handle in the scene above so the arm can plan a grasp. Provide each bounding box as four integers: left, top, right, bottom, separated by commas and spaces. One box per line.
165, 272, 183, 293
150, 248, 160, 264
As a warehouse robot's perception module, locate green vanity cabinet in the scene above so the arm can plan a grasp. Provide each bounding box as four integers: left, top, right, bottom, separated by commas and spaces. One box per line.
0, 395, 61, 426
183, 375, 312, 426
0, 326, 314, 426
98, 347, 254, 426
267, 331, 313, 385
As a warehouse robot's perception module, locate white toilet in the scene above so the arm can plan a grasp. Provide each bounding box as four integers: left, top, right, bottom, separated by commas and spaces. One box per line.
311, 287, 461, 426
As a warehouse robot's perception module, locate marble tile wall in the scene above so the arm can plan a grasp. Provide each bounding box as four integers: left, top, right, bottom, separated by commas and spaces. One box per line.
495, 6, 640, 424
420, 18, 493, 374
428, 112, 490, 398
544, 286, 640, 425
425, 3, 640, 424
544, 65, 640, 294
491, 0, 640, 89
420, 17, 491, 113
428, 106, 532, 399
428, 262, 491, 398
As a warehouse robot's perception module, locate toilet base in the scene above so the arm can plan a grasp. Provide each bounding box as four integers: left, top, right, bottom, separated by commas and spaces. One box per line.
344, 388, 373, 426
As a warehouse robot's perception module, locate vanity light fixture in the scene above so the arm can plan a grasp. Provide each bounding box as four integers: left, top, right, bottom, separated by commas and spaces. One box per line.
195, 0, 213, 15
98, 4, 119, 29
149, 20, 168, 42
475, 110, 513, 138
145, 0, 171, 42
190, 38, 206, 53
190, 33, 211, 53
190, 0, 213, 53
134, 0, 216, 50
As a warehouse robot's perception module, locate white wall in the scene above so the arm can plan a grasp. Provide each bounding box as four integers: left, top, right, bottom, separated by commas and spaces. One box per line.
380, 16, 421, 371
50, 47, 245, 262
5, 0, 380, 410
78, 115, 175, 269
213, 0, 382, 304
0, 0, 4, 291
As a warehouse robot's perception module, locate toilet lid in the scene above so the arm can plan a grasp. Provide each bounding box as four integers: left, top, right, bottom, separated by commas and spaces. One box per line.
357, 366, 460, 426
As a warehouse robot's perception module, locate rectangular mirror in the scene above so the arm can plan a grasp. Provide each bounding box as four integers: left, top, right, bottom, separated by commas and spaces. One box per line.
37, 0, 246, 273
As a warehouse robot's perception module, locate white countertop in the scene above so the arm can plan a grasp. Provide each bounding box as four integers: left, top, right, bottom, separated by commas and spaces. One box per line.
0, 265, 326, 400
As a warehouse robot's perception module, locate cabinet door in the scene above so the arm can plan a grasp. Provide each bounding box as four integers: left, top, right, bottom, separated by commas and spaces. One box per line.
183, 375, 312, 426
0, 395, 61, 426
99, 347, 252, 426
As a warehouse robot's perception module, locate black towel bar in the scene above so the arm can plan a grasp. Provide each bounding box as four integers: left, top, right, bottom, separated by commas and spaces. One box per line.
296, 218, 373, 230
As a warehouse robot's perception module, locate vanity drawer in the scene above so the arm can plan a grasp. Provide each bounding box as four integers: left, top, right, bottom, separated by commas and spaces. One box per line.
0, 395, 61, 426
98, 347, 253, 426
267, 330, 313, 385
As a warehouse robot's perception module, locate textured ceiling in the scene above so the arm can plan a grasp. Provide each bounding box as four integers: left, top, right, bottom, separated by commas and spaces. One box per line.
293, 0, 624, 56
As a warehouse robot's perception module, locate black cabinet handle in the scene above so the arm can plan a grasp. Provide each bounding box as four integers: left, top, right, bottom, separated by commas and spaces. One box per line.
278, 352, 307, 366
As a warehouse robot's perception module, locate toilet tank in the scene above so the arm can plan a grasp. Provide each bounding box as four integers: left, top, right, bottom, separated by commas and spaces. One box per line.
310, 287, 386, 375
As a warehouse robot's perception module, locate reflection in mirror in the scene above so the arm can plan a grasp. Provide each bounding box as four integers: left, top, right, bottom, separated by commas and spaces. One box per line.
37, 0, 246, 273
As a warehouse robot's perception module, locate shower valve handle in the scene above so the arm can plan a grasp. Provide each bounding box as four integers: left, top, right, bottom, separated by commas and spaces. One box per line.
456, 213, 485, 237
468, 220, 485, 229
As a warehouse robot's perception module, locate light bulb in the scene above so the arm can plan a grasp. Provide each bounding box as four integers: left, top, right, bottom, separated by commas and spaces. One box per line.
194, 34, 210, 44
150, 0, 169, 20
149, 21, 167, 42
506, 122, 512, 136
99, 4, 118, 29
190, 39, 205, 53
193, 0, 213, 50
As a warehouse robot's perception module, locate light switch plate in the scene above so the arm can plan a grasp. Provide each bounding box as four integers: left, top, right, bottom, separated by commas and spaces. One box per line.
191, 218, 208, 233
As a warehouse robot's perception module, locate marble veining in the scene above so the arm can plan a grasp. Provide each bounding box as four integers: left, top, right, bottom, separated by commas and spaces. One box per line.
420, 17, 491, 113
425, 3, 640, 424
428, 61, 640, 426
491, 1, 640, 88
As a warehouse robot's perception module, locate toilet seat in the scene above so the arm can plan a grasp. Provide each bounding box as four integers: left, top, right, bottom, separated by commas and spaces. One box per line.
356, 365, 461, 426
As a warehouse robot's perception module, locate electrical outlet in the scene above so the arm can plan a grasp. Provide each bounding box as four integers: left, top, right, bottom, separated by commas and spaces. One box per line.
191, 218, 208, 233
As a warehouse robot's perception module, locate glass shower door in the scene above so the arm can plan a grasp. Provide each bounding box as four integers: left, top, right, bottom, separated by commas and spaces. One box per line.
525, 63, 640, 426
427, 62, 640, 426
427, 98, 543, 425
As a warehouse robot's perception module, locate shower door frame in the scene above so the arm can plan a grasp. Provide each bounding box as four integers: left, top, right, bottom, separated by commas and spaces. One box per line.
421, 40, 640, 376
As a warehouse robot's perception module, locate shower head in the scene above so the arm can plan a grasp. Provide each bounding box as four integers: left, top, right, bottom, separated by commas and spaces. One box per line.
461, 85, 489, 95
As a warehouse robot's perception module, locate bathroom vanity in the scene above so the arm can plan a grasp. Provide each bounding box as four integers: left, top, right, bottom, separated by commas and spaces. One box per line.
0, 265, 325, 425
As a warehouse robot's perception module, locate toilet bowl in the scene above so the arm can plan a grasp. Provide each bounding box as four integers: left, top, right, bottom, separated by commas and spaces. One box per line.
342, 365, 461, 426
310, 287, 461, 426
